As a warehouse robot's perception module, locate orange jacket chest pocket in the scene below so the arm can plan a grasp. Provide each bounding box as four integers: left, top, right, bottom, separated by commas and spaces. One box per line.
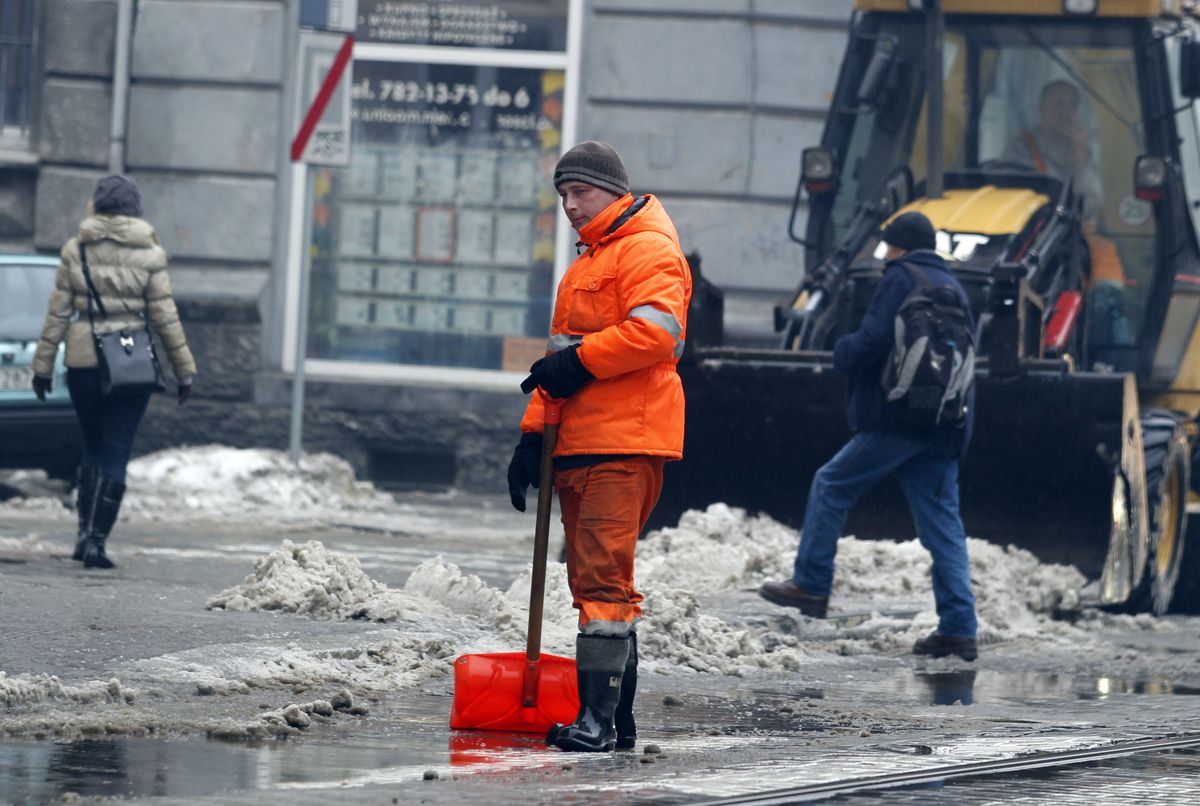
565, 271, 620, 333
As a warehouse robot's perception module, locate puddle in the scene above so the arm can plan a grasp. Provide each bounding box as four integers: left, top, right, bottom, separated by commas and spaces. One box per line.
4, 671, 1200, 803
900, 670, 1200, 708
0, 733, 451, 802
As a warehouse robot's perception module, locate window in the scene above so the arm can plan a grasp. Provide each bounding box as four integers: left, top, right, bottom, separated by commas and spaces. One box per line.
830, 18, 1154, 349
305, 62, 566, 372
289, 0, 577, 379
0, 0, 36, 146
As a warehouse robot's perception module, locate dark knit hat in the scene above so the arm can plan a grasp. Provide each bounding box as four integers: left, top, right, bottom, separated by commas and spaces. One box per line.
881, 211, 936, 252
553, 141, 629, 196
92, 174, 143, 217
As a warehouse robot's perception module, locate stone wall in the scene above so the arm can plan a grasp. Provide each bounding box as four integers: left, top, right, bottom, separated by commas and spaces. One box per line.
581, 1, 852, 342
11, 0, 853, 494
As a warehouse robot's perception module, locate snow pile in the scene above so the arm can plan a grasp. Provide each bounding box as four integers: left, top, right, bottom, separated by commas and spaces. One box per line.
0, 532, 58, 555
202, 506, 1100, 682
133, 635, 457, 695
1, 672, 135, 708
0, 495, 68, 516
639, 581, 805, 674
636, 504, 1088, 651
206, 539, 429, 620
203, 539, 808, 675
407, 558, 580, 652
206, 540, 581, 655
124, 446, 394, 518
241, 639, 457, 691
636, 504, 796, 590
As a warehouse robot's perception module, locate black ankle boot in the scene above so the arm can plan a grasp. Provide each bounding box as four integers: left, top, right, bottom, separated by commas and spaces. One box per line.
72, 465, 100, 561
614, 631, 638, 750
547, 634, 629, 752
83, 477, 125, 570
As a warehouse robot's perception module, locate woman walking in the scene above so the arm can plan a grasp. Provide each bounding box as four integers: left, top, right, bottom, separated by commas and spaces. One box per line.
30, 175, 196, 569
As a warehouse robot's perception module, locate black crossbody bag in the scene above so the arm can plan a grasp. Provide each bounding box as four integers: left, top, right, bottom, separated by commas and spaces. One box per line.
79, 243, 167, 397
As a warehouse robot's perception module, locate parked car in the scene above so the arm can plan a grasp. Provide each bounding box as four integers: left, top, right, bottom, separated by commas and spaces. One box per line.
0, 253, 81, 480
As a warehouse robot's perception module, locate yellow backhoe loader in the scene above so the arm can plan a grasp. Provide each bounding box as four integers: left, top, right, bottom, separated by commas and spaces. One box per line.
658, 0, 1200, 614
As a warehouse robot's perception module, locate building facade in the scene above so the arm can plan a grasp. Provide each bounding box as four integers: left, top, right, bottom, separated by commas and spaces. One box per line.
0, 0, 849, 490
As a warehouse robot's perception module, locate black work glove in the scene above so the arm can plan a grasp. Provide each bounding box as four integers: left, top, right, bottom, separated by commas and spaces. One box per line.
177, 383, 192, 405
507, 432, 543, 512
520, 344, 594, 398
31, 375, 52, 401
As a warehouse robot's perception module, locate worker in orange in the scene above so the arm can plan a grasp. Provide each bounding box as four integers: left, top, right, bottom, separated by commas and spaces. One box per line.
507, 141, 692, 753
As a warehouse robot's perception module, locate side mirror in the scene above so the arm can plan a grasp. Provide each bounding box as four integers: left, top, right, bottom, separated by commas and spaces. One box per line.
856, 36, 898, 106
1180, 41, 1200, 99
802, 146, 837, 195
1134, 154, 1167, 202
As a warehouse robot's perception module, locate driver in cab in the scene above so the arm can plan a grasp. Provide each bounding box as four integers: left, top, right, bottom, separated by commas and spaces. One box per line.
1001, 78, 1129, 344
1001, 78, 1105, 225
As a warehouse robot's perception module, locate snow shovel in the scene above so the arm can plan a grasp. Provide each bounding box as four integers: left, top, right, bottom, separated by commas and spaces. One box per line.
449, 396, 579, 733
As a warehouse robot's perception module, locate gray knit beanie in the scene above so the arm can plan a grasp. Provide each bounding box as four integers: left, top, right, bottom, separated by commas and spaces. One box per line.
553, 141, 630, 196
92, 174, 143, 217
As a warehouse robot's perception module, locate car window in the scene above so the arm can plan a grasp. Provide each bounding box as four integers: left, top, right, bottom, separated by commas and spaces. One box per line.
0, 264, 58, 341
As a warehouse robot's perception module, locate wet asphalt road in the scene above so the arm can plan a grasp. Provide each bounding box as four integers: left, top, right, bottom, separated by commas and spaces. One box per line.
3, 494, 1200, 804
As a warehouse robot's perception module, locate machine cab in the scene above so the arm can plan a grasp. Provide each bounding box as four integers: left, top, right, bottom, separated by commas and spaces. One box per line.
797, 1, 1200, 388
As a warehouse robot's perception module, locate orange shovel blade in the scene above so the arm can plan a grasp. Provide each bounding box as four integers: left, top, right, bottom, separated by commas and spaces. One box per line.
450, 652, 578, 733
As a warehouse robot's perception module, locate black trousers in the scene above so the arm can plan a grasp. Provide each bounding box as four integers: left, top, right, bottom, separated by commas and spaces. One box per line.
66, 368, 151, 484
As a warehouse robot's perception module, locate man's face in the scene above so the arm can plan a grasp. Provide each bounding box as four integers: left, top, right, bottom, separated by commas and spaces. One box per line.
558, 181, 621, 232
1039, 83, 1082, 139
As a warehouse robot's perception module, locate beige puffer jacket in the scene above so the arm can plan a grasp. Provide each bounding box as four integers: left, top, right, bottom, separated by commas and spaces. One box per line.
32, 215, 197, 381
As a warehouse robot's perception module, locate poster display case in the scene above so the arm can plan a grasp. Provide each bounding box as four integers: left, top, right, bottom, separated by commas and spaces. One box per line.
291, 1, 576, 377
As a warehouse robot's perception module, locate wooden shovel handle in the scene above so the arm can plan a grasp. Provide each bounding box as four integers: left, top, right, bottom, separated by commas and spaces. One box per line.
523, 396, 563, 706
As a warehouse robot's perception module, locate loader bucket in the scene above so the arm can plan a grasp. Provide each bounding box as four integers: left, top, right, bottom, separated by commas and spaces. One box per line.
654, 350, 1133, 579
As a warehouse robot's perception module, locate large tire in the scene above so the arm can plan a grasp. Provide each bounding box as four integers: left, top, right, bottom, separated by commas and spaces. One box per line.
1177, 431, 1200, 612
1170, 514, 1200, 613
1126, 410, 1191, 615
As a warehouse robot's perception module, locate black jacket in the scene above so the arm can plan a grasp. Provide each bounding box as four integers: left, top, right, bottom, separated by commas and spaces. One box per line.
832, 249, 975, 457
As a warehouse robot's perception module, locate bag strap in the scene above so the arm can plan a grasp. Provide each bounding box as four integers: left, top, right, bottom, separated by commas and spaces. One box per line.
78, 242, 111, 325
899, 261, 931, 291
79, 241, 154, 334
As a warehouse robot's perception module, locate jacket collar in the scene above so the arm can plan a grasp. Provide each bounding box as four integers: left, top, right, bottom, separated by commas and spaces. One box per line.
885, 248, 945, 272
78, 215, 160, 248
576, 193, 638, 249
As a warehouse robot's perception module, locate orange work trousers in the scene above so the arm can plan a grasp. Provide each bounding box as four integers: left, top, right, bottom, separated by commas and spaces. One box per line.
555, 456, 665, 636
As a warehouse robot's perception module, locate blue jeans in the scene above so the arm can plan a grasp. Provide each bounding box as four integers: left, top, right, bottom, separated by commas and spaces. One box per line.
793, 431, 977, 638
67, 368, 151, 484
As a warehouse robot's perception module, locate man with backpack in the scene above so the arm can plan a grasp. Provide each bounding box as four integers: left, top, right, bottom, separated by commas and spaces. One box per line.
758, 211, 979, 661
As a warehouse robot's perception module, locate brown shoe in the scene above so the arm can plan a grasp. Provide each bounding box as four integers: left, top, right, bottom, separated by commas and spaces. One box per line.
758, 580, 828, 618
912, 631, 978, 662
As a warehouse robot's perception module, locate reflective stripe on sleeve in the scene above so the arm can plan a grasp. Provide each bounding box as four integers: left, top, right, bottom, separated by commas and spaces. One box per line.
547, 333, 583, 352
628, 304, 685, 359
628, 305, 682, 338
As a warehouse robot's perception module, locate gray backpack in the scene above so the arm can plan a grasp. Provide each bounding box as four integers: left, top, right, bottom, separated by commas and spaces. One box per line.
881, 264, 975, 435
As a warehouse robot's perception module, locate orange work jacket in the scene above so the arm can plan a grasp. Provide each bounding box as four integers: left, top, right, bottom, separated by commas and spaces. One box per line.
520, 193, 692, 459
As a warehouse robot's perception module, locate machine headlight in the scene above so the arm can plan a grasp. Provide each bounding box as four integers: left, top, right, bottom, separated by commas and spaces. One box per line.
1063, 0, 1098, 14
801, 147, 836, 195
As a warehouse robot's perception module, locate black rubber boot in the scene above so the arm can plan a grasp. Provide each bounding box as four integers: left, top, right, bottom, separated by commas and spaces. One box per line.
547, 634, 629, 752
72, 465, 100, 561
82, 477, 125, 570
614, 631, 638, 750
